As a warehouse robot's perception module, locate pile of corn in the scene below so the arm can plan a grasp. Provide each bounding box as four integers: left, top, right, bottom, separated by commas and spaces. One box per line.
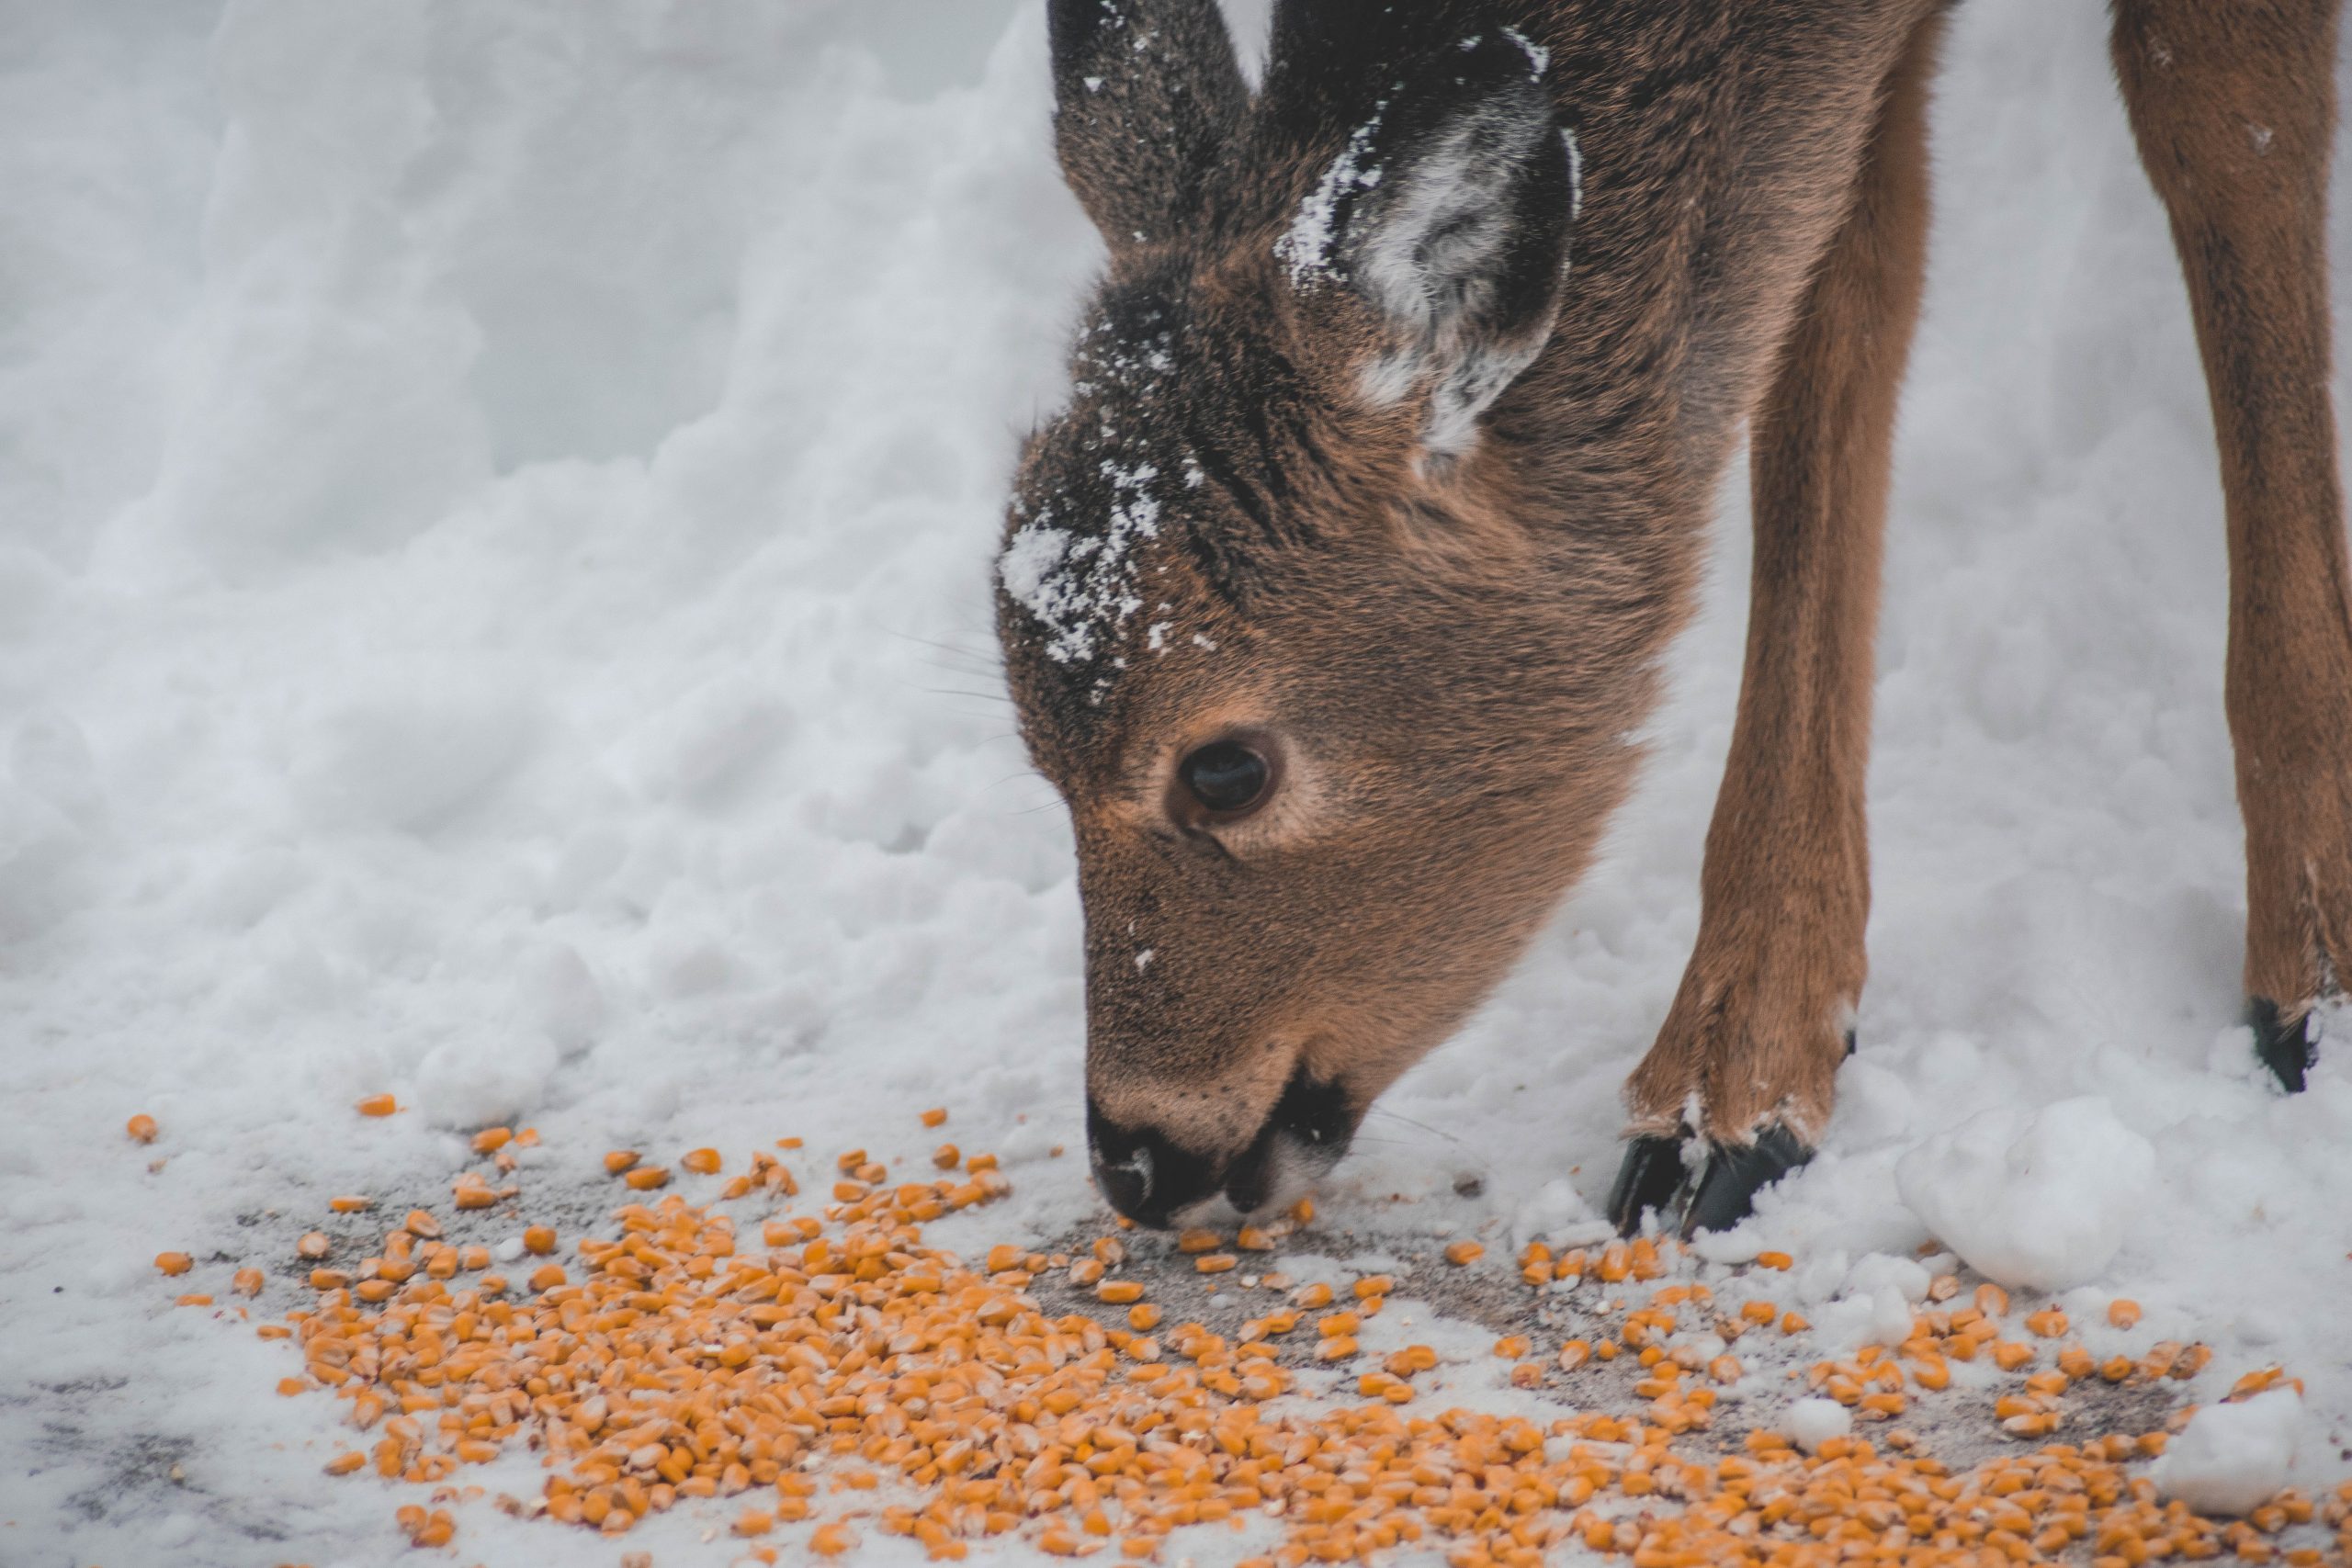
151, 1108, 2351, 1565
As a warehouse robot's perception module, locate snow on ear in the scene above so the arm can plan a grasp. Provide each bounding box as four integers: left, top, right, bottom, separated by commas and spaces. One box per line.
1281, 34, 1577, 461
1048, 0, 1249, 253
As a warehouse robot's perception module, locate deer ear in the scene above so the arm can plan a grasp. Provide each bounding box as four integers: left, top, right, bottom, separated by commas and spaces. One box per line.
1279, 34, 1578, 459
1048, 0, 1249, 253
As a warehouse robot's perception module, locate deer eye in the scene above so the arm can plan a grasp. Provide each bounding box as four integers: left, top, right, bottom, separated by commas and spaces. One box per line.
1178, 740, 1272, 818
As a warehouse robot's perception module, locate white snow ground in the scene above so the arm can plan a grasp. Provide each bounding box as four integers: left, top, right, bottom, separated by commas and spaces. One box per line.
2, 2, 2349, 1563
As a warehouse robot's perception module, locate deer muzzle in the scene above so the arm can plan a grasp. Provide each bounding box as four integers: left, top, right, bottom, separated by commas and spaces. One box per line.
1086, 1063, 1356, 1228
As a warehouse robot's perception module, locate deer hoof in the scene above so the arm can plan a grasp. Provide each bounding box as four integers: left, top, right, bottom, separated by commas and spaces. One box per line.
2249, 998, 2317, 1093
1682, 1126, 1812, 1236
1604, 1134, 1688, 1235
1606, 1124, 1814, 1238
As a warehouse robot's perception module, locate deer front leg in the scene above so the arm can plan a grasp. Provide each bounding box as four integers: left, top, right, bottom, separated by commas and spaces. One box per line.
2114, 0, 2352, 1093
1609, 14, 1939, 1236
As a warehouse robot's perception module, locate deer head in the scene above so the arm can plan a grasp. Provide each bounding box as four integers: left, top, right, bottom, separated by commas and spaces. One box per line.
999, 0, 1665, 1227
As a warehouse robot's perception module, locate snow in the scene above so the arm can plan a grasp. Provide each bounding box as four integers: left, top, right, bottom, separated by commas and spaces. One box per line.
1275, 101, 1387, 286
1785, 1397, 1854, 1454
1894, 1096, 2158, 1292
2153, 1389, 2307, 1516
2, 1, 2350, 1562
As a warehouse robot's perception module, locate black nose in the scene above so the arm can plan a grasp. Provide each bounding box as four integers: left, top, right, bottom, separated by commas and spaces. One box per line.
1085, 1100, 1222, 1228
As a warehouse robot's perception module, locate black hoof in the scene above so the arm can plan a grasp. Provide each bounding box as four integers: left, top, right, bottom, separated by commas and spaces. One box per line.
1605, 1134, 1687, 1235
1606, 1124, 1815, 1238
1684, 1125, 1813, 1236
2249, 998, 2317, 1093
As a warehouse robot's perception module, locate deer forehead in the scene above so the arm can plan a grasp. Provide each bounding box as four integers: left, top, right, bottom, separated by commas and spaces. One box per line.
998, 302, 1241, 721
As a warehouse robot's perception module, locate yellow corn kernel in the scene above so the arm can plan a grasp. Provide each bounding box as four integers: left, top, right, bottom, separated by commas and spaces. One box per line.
126, 1113, 159, 1144
1755, 1250, 1793, 1270
470, 1125, 512, 1154
155, 1251, 192, 1277
1194, 1253, 1238, 1274
354, 1093, 399, 1117
523, 1225, 557, 1255
1443, 1240, 1485, 1266
682, 1147, 722, 1175
2109, 1298, 2142, 1329
1098, 1280, 1145, 1304
623, 1166, 670, 1190
1176, 1228, 1224, 1254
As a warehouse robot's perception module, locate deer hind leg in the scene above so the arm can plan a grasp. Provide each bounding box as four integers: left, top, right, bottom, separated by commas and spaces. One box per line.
1608, 14, 1940, 1236
2114, 0, 2352, 1092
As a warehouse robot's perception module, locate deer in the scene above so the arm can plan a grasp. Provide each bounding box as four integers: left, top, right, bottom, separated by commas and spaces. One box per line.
994, 0, 2352, 1238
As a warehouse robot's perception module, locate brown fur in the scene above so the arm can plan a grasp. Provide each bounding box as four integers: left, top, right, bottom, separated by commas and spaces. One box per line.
2111, 0, 2352, 1033
998, 0, 2351, 1225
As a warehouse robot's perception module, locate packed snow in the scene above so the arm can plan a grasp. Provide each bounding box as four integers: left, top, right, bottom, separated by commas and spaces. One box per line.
2154, 1389, 2310, 1517
3, 2, 2350, 1563
1894, 1095, 2158, 1292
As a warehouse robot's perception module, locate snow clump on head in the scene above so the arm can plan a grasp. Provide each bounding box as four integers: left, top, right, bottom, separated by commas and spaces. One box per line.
998, 298, 1209, 703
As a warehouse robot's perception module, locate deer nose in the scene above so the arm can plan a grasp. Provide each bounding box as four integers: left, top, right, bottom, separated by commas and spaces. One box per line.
1085, 1099, 1222, 1228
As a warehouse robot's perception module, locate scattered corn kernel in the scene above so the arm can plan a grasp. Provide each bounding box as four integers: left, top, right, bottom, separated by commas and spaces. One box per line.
1443, 1239, 1486, 1266
126, 1112, 159, 1144
355, 1093, 399, 1117
155, 1251, 192, 1277
681, 1147, 722, 1175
